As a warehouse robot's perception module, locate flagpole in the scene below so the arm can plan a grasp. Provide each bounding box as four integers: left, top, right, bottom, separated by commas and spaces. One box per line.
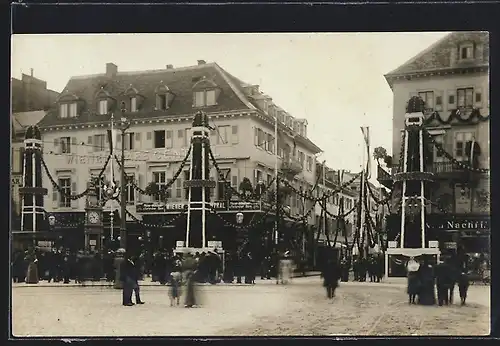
360, 127, 367, 259
110, 113, 115, 240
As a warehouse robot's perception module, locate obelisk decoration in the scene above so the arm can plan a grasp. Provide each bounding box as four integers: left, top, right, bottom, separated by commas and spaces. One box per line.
19, 125, 48, 239
184, 111, 216, 249
396, 96, 434, 248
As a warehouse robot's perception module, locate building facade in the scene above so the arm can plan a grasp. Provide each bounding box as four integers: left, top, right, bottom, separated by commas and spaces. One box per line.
379, 32, 490, 259
34, 61, 322, 256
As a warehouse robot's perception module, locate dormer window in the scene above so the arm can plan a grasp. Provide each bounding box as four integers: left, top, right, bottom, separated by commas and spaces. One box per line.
155, 83, 174, 111
98, 99, 108, 115
194, 89, 217, 107
95, 87, 113, 115
130, 97, 137, 112
192, 77, 220, 108
459, 42, 474, 60
57, 91, 80, 118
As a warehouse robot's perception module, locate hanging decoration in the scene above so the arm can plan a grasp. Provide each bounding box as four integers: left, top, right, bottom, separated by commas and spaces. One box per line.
425, 108, 490, 126
39, 151, 111, 200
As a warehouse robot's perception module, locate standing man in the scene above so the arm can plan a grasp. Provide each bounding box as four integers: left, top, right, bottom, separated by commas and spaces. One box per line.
120, 253, 145, 306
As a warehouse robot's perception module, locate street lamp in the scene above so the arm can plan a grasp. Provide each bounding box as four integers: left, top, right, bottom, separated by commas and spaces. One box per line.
117, 104, 131, 250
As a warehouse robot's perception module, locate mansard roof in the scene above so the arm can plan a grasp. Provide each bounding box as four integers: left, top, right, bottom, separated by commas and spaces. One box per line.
37, 62, 256, 128
385, 32, 489, 79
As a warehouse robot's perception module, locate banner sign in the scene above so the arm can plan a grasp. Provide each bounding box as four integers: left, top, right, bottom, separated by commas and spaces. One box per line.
386, 214, 490, 231
136, 200, 265, 213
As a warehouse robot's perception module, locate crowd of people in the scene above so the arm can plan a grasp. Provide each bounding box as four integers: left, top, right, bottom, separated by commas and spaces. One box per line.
406, 256, 470, 306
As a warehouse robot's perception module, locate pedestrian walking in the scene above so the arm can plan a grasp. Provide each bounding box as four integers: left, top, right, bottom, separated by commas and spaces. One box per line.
457, 270, 470, 306
169, 271, 182, 306
322, 258, 340, 299
435, 259, 453, 306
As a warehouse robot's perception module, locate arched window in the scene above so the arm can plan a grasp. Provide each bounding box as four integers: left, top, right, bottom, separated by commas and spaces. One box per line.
57, 91, 80, 118
192, 77, 220, 108
154, 82, 175, 111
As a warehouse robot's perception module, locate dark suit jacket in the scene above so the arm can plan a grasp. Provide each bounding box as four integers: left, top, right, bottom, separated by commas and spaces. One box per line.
120, 259, 139, 283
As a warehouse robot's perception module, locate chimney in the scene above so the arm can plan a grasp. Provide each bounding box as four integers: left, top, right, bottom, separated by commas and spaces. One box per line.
166, 64, 174, 69
30, 68, 34, 77
106, 63, 118, 78
197, 60, 206, 65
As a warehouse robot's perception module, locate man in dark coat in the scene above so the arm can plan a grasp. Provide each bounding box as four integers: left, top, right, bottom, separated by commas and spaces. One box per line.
435, 259, 453, 306
417, 258, 436, 305
120, 254, 145, 306
457, 270, 470, 305
322, 258, 340, 299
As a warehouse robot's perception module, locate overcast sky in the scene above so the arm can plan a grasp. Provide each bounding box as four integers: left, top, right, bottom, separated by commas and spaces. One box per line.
11, 32, 449, 182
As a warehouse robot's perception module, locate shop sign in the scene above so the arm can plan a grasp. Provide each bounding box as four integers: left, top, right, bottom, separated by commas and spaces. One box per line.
176, 241, 185, 248
136, 200, 264, 213
425, 216, 490, 230
208, 240, 223, 248
444, 242, 457, 249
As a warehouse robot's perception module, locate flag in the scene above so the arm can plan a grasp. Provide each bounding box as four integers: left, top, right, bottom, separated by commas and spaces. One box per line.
360, 126, 371, 179
106, 129, 116, 154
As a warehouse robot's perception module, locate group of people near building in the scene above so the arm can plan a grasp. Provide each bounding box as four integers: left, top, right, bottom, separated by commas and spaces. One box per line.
406, 256, 470, 306
352, 254, 384, 283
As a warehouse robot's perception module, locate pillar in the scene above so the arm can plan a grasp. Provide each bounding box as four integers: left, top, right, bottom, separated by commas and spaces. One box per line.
19, 125, 48, 239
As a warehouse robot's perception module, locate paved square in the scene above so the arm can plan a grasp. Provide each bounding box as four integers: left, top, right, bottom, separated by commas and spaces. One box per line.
11, 277, 490, 336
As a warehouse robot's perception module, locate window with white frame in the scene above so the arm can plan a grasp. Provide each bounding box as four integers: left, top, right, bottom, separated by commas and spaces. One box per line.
58, 177, 71, 208
98, 100, 108, 115
217, 169, 230, 200
255, 170, 263, 187
457, 88, 474, 108
126, 173, 135, 205
130, 97, 137, 112
123, 133, 134, 150
257, 129, 265, 149
59, 104, 68, 118
156, 94, 168, 110
69, 103, 78, 118
92, 134, 106, 152
60, 137, 71, 154
183, 128, 191, 147
455, 132, 474, 161
298, 151, 305, 167
194, 90, 217, 107
459, 43, 474, 60
216, 125, 230, 145
152, 171, 166, 202
307, 156, 313, 171
175, 178, 182, 199
166, 173, 173, 199
418, 91, 434, 111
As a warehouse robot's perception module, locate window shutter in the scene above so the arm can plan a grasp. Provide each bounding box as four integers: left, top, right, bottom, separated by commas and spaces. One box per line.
447, 89, 457, 109
52, 189, 59, 209
144, 132, 152, 149
71, 137, 77, 146
87, 136, 92, 145
254, 127, 258, 146
475, 87, 483, 108
116, 133, 121, 144
231, 125, 239, 144
476, 44, 484, 63
450, 46, 458, 66
71, 180, 78, 209
135, 132, 141, 150
435, 90, 444, 112
54, 138, 59, 148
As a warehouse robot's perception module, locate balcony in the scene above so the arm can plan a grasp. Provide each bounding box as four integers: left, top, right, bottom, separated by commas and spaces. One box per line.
428, 161, 471, 182
281, 157, 303, 178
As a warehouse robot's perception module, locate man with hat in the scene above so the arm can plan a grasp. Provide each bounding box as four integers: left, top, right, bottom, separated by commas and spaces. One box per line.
120, 251, 145, 306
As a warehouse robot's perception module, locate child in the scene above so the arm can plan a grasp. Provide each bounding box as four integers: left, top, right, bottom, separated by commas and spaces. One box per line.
169, 271, 182, 306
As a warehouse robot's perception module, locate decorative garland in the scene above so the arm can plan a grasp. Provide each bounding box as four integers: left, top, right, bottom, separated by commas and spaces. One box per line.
40, 151, 111, 200
209, 205, 274, 229
319, 200, 358, 220
425, 108, 490, 126
365, 180, 392, 206
280, 171, 362, 203
280, 201, 317, 223
208, 148, 277, 202
114, 144, 192, 197
423, 128, 489, 173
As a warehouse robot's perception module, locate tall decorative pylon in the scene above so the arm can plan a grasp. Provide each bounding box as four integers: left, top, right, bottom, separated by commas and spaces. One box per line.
19, 125, 48, 238
397, 96, 434, 248
184, 111, 216, 249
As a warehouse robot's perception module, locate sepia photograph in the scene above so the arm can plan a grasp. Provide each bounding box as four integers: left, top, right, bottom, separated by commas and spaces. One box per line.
10, 32, 490, 337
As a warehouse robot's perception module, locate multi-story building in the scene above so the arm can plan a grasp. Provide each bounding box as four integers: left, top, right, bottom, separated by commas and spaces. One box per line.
11, 71, 59, 234
379, 32, 490, 259
11, 69, 59, 113
34, 61, 322, 255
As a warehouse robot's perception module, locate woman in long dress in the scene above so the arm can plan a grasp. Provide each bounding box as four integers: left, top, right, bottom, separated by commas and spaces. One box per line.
417, 258, 436, 305
406, 257, 420, 304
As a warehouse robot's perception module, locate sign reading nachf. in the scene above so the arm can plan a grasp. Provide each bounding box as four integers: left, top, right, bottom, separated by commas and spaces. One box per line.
426, 220, 490, 230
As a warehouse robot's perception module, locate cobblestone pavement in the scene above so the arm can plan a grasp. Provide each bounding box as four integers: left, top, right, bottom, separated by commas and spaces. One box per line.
11, 277, 490, 337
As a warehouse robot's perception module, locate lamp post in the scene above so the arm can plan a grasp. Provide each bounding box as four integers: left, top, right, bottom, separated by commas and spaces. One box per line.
117, 105, 131, 250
